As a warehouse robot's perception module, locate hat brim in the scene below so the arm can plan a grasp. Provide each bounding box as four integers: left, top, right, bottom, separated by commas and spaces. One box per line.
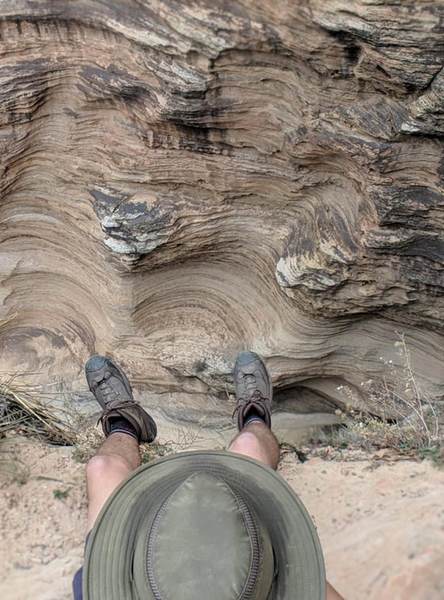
83, 450, 326, 599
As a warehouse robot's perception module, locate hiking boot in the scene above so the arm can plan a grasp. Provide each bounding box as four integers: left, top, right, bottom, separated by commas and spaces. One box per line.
233, 351, 272, 430
85, 355, 157, 443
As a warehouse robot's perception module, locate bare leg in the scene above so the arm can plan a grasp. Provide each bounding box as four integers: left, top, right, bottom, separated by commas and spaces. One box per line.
326, 582, 344, 599
85, 432, 140, 532
228, 422, 344, 600
228, 420, 280, 470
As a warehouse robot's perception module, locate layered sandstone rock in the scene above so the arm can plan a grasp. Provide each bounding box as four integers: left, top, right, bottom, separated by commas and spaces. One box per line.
0, 1, 443, 425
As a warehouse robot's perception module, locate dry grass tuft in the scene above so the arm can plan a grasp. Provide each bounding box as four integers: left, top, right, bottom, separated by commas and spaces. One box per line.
0, 374, 77, 445
320, 333, 442, 463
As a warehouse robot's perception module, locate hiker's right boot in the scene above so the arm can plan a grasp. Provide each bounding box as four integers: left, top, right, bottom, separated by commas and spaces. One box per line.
233, 351, 273, 430
85, 355, 157, 443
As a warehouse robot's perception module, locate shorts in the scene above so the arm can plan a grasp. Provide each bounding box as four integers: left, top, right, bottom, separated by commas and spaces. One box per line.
72, 566, 83, 600
72, 533, 89, 600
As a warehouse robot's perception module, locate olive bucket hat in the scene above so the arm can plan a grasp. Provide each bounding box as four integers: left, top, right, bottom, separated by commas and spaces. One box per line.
83, 450, 325, 599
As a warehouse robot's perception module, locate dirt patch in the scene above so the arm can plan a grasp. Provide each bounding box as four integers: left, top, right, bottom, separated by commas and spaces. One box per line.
279, 449, 444, 599
1, 438, 444, 599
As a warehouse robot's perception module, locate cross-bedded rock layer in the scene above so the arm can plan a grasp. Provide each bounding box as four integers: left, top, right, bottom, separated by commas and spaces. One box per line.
1, 1, 443, 423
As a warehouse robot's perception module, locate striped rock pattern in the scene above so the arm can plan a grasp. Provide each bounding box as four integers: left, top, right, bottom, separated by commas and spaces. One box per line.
0, 1, 443, 423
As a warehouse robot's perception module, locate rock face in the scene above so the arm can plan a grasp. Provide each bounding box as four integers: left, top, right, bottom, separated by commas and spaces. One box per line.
0, 1, 443, 423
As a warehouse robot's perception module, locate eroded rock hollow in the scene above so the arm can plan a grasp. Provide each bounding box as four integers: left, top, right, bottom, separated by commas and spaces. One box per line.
1, 1, 443, 425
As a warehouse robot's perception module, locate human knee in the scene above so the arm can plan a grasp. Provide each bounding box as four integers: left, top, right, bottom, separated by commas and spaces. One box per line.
229, 431, 262, 455
86, 454, 129, 481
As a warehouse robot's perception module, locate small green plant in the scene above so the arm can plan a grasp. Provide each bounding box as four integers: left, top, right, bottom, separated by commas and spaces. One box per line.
141, 441, 174, 463
418, 446, 444, 468
71, 422, 103, 463
53, 488, 70, 500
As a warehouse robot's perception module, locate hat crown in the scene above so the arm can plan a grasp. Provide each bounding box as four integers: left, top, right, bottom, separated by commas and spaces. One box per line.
146, 471, 261, 600
84, 451, 325, 599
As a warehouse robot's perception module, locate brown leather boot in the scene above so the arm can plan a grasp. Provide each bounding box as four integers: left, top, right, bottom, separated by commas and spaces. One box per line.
85, 355, 157, 443
233, 351, 272, 430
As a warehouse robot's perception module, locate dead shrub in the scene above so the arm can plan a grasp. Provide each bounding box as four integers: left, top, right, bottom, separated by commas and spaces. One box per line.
331, 333, 442, 457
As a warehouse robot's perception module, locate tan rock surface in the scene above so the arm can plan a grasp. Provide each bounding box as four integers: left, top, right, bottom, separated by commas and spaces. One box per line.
0, 1, 443, 422
1, 439, 444, 599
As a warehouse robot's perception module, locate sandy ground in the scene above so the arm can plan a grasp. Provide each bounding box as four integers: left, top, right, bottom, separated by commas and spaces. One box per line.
1, 436, 444, 600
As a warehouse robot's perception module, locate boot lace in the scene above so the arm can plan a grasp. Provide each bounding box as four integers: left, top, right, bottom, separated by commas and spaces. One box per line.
98, 374, 119, 403
232, 389, 268, 418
